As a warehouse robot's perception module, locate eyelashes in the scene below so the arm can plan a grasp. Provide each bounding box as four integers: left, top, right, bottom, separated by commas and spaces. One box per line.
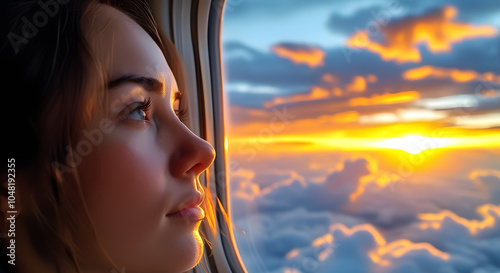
119, 97, 153, 124
121, 94, 187, 124
140, 97, 153, 111
175, 108, 188, 119
173, 92, 188, 120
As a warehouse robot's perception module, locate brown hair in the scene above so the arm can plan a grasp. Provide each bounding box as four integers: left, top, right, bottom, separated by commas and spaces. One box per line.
0, 0, 200, 272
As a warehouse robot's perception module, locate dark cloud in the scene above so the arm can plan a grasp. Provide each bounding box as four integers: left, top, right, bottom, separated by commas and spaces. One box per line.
418, 37, 500, 73
253, 158, 369, 213
223, 41, 321, 108
325, 0, 500, 38
326, 5, 392, 36
234, 208, 364, 273
271, 42, 324, 52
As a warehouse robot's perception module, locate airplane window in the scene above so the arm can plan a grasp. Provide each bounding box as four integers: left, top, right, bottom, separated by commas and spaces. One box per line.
221, 1, 500, 272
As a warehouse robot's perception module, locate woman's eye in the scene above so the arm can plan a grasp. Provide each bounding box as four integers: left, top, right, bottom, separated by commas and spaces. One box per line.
122, 98, 152, 123
124, 108, 147, 121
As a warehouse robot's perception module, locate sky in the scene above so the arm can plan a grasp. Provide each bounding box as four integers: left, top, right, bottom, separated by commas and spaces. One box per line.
220, 0, 500, 272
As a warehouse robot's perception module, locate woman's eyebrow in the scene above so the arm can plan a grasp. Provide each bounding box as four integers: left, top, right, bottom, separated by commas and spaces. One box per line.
107, 74, 165, 94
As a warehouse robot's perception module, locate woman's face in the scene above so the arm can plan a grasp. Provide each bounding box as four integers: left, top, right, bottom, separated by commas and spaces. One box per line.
78, 4, 215, 272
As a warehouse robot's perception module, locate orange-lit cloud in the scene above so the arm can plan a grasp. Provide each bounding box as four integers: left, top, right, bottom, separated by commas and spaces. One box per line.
349, 158, 400, 201
321, 73, 339, 84
318, 111, 360, 124
264, 86, 330, 108
469, 169, 500, 184
345, 6, 498, 63
418, 204, 500, 235
264, 74, 380, 107
480, 89, 499, 98
231, 167, 308, 200
403, 65, 500, 83
346, 74, 378, 92
230, 168, 260, 200
316, 223, 450, 266
271, 44, 326, 67
285, 248, 300, 260
349, 91, 420, 106
370, 239, 450, 266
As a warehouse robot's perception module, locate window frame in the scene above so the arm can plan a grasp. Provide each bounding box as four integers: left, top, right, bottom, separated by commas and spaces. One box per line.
148, 0, 248, 272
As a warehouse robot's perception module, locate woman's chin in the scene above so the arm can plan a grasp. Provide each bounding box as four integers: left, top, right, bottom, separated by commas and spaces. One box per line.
189, 231, 205, 267
172, 230, 205, 272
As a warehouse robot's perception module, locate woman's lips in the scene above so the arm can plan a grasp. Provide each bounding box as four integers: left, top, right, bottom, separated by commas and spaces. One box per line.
167, 206, 205, 221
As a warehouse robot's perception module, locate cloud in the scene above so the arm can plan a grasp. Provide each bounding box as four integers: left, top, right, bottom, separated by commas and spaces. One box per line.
469, 169, 500, 204
349, 91, 421, 106
452, 113, 500, 129
358, 109, 447, 125
416, 94, 500, 112
262, 74, 380, 108
224, 82, 281, 94
275, 196, 500, 273
264, 86, 331, 108
222, 36, 500, 109
234, 208, 361, 273
345, 6, 498, 63
348, 161, 400, 202
284, 222, 453, 273
402, 65, 500, 83
341, 162, 499, 228
323, 111, 360, 124
346, 74, 378, 92
321, 73, 339, 84
222, 41, 322, 107
232, 152, 499, 227
417, 204, 500, 236
230, 152, 500, 272
271, 43, 326, 68
231, 158, 371, 216
230, 168, 260, 200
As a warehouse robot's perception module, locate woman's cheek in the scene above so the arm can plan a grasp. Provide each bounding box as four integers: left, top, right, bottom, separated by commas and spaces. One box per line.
80, 129, 169, 239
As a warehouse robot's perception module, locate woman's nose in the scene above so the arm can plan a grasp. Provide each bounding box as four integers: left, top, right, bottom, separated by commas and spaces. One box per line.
169, 124, 216, 178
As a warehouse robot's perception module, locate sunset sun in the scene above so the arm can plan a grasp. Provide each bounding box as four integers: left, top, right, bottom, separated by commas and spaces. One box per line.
375, 135, 453, 154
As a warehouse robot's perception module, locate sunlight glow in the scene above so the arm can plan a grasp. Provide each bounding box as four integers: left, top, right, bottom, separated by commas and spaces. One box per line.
374, 135, 453, 154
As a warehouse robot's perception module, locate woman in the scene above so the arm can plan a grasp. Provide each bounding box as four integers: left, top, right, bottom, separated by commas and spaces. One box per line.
0, 0, 216, 272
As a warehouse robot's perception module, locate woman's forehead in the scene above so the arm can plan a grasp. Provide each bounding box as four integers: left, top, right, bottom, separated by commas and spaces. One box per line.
85, 3, 175, 92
